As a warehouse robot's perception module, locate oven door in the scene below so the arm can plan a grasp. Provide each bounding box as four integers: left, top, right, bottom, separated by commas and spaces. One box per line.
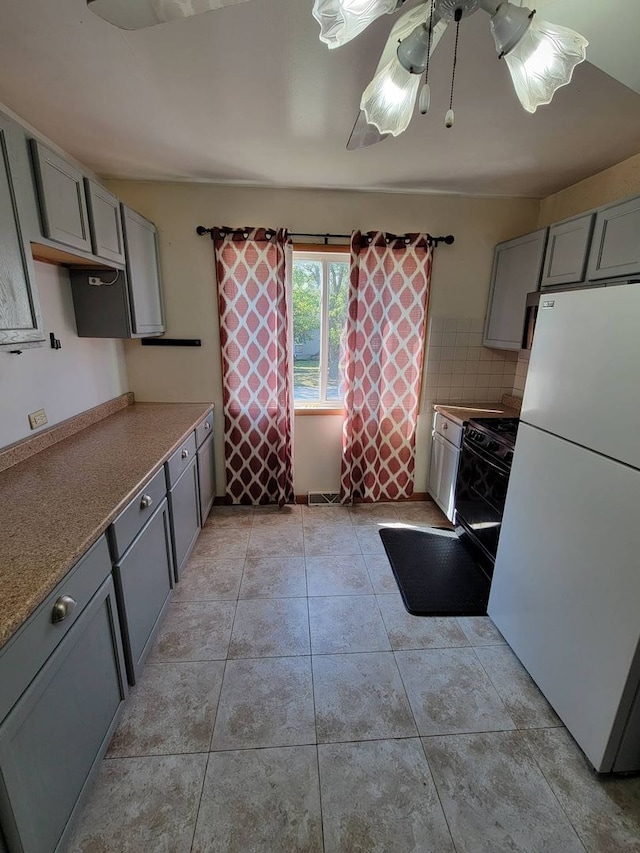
455, 437, 510, 568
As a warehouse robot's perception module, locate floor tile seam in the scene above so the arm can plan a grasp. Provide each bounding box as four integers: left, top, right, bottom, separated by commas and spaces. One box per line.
469, 644, 519, 730
207, 738, 319, 754
417, 737, 462, 853
306, 595, 320, 749
208, 657, 230, 752
189, 751, 212, 853
509, 730, 590, 853
315, 743, 327, 853
103, 750, 210, 762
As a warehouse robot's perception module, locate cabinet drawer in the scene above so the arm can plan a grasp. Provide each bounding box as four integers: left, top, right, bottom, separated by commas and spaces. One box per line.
0, 535, 112, 724
434, 412, 463, 449
109, 467, 167, 560
195, 411, 214, 448
166, 432, 197, 487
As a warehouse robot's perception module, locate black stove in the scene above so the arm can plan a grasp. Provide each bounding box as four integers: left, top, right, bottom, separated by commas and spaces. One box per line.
454, 416, 520, 574
465, 417, 520, 469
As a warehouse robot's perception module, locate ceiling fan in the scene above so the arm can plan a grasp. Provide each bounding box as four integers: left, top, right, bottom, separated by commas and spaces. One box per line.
87, 0, 587, 149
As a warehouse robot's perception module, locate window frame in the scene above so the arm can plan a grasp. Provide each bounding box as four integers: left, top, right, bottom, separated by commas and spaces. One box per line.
292, 249, 350, 411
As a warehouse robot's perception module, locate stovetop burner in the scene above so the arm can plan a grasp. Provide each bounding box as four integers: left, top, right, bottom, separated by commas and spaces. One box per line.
468, 417, 519, 447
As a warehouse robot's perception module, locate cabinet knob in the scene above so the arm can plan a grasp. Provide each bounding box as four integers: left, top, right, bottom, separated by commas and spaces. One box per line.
181, 449, 189, 459
140, 494, 153, 509
204, 422, 211, 430
443, 422, 448, 430
52, 595, 77, 624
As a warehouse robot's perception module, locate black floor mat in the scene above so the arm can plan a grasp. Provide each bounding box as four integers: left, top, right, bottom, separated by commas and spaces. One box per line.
379, 527, 491, 616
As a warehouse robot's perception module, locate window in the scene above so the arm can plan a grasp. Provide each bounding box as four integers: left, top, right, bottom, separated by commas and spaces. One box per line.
292, 251, 350, 407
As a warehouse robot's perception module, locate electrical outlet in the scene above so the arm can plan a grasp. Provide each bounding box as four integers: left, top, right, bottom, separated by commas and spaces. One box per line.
28, 409, 48, 430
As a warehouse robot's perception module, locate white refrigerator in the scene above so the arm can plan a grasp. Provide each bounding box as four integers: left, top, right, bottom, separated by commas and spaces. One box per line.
488, 282, 640, 773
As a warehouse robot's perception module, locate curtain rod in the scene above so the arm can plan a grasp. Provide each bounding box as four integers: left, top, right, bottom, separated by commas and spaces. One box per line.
195, 226, 455, 247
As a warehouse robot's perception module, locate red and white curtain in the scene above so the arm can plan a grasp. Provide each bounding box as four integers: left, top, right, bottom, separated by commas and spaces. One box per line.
340, 231, 433, 503
213, 227, 295, 506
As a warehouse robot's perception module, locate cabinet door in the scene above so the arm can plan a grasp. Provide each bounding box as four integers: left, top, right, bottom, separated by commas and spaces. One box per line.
587, 195, 640, 281
29, 140, 91, 253
0, 117, 44, 347
541, 213, 595, 288
0, 577, 127, 853
85, 179, 125, 264
113, 499, 174, 685
428, 433, 460, 522
484, 229, 548, 350
197, 434, 216, 524
121, 205, 165, 335
169, 457, 201, 581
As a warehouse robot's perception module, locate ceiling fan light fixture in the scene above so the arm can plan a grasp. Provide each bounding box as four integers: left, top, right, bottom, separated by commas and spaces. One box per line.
360, 55, 421, 136
500, 14, 588, 113
397, 22, 433, 75
313, 0, 404, 49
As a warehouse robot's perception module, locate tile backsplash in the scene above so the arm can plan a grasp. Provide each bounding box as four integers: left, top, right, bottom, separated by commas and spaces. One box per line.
424, 317, 519, 407
513, 348, 530, 396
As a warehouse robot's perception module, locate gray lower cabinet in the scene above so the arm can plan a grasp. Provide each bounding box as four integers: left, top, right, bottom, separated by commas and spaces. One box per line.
0, 114, 44, 348
112, 498, 174, 685
121, 205, 164, 335
484, 228, 548, 350
84, 179, 125, 264
541, 212, 595, 288
197, 433, 216, 524
587, 195, 640, 281
29, 140, 91, 254
0, 539, 127, 853
168, 457, 201, 581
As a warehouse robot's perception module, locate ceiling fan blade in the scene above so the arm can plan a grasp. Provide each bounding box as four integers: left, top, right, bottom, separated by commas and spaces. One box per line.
346, 2, 449, 150
87, 0, 253, 30
346, 111, 389, 150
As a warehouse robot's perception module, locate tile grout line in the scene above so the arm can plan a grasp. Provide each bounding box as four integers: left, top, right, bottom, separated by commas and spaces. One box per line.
188, 751, 211, 853
417, 737, 462, 853
515, 732, 590, 853
469, 644, 517, 730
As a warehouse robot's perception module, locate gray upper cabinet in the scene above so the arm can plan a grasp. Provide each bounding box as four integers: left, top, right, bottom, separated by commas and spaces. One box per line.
29, 140, 92, 253
84, 179, 125, 264
121, 204, 165, 335
0, 114, 44, 347
541, 212, 595, 288
484, 228, 548, 350
587, 195, 640, 281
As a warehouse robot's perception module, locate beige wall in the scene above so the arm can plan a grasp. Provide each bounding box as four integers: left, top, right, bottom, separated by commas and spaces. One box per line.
539, 151, 640, 227
0, 263, 128, 448
107, 180, 539, 497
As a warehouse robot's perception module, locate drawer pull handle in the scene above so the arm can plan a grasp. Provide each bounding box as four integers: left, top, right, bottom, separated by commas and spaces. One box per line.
204, 422, 211, 430
140, 494, 153, 509
443, 422, 448, 430
181, 449, 190, 459
52, 595, 77, 624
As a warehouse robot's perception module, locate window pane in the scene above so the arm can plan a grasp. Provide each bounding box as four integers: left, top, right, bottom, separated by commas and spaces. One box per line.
326, 261, 349, 401
293, 260, 322, 402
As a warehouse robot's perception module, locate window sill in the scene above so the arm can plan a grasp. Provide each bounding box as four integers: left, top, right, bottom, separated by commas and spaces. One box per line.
294, 406, 344, 417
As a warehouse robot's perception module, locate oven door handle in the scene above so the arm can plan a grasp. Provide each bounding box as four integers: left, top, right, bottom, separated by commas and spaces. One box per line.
461, 438, 509, 477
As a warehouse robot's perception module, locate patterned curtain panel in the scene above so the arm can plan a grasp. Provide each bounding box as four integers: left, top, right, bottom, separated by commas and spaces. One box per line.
213, 227, 295, 506
340, 231, 433, 503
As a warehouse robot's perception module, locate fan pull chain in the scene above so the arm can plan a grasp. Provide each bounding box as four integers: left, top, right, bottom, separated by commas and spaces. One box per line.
419, 0, 436, 116
446, 7, 463, 128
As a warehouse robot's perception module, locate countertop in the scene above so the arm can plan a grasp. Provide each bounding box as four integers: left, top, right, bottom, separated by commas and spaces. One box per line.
434, 403, 520, 427
0, 402, 212, 650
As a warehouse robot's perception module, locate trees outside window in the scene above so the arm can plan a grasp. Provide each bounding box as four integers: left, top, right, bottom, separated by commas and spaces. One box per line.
292, 252, 349, 405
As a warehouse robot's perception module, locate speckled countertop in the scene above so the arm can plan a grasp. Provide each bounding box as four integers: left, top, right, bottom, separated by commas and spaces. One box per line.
434, 403, 520, 427
0, 402, 212, 650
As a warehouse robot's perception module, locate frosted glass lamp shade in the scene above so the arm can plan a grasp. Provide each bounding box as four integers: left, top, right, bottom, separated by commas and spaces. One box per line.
502, 18, 588, 113
360, 56, 420, 136
313, 0, 399, 49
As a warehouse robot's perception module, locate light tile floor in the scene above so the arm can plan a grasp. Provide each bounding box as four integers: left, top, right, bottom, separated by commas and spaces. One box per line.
67, 502, 640, 853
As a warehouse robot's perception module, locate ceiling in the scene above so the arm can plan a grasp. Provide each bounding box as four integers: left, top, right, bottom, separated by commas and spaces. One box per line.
0, 0, 639, 197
